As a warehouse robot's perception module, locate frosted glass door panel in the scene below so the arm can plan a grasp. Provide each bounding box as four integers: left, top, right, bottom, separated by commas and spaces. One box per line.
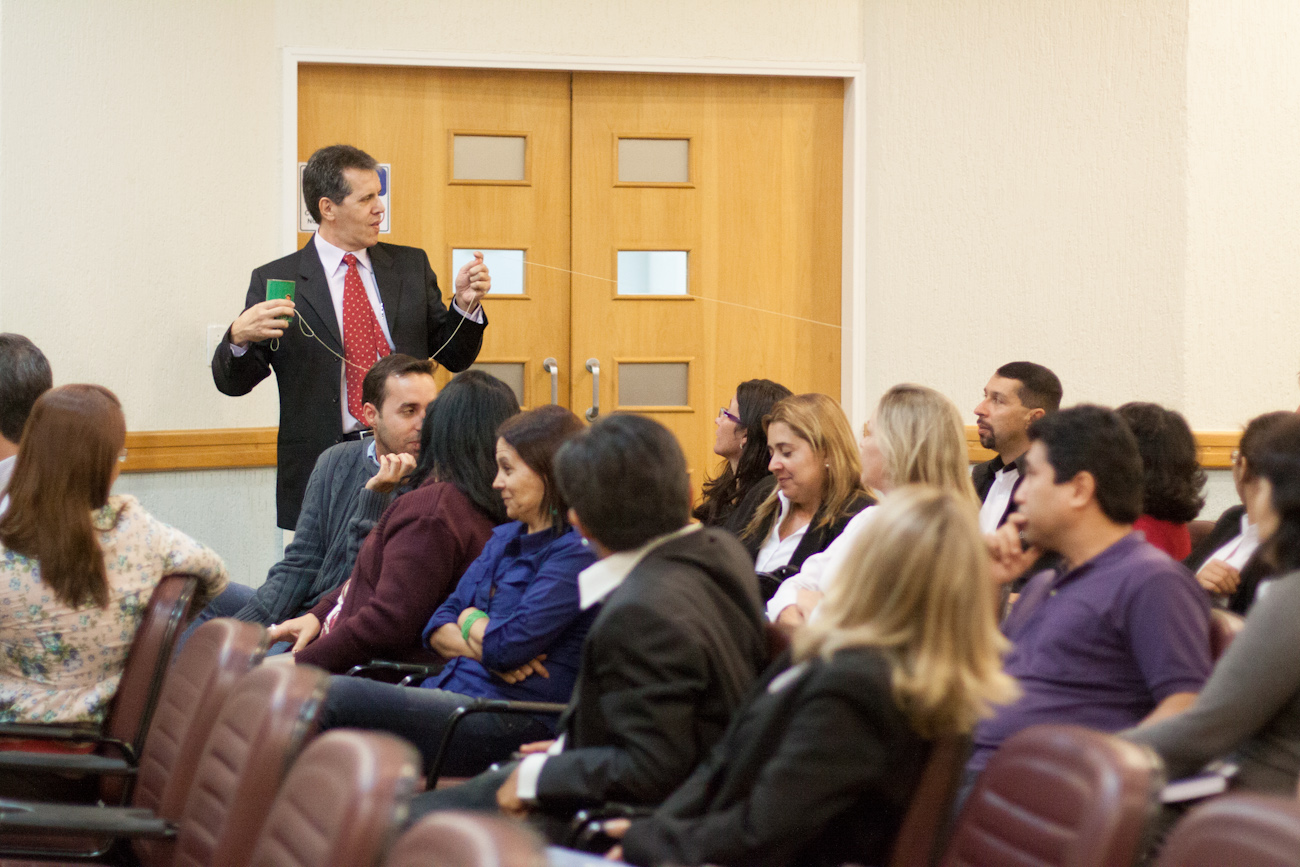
452, 249, 526, 295
616, 251, 688, 296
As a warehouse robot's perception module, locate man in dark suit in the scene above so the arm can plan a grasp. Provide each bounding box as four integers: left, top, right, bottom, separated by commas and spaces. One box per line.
406, 414, 769, 838
971, 361, 1063, 536
212, 144, 489, 529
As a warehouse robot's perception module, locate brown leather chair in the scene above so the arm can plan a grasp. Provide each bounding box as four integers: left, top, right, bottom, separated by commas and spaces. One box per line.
384, 812, 547, 867
937, 724, 1163, 867
1209, 608, 1245, 661
0, 619, 268, 862
245, 730, 419, 867
887, 735, 970, 867
0, 574, 199, 804
1155, 793, 1300, 867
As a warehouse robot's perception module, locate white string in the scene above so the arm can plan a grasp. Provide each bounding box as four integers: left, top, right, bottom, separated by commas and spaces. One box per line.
272, 250, 837, 368
521, 257, 842, 330
278, 299, 469, 370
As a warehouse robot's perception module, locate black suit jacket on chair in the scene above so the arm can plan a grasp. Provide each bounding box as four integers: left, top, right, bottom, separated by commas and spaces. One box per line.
211, 240, 486, 529
535, 528, 768, 811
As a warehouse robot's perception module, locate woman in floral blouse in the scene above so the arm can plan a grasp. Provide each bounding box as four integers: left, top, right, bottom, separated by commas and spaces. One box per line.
0, 384, 228, 726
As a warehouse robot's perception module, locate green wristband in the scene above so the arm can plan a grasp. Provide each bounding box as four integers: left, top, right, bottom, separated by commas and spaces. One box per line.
461, 610, 489, 643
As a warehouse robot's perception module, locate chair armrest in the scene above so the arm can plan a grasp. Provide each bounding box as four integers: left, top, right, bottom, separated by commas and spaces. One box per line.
427, 699, 567, 786
0, 723, 136, 765
345, 659, 442, 684
0, 799, 174, 839
0, 751, 135, 776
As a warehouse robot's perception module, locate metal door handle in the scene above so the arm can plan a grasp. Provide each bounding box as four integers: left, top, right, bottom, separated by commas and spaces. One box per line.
585, 358, 600, 421
543, 357, 559, 405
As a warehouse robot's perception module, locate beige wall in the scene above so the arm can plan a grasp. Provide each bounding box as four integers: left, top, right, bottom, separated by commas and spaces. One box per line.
2, 0, 1296, 572
1185, 0, 1300, 429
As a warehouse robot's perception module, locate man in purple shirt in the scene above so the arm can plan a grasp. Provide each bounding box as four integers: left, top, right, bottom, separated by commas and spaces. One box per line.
970, 404, 1212, 777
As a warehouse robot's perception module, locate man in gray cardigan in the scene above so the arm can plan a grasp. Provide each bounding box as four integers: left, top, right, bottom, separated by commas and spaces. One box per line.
232, 353, 437, 626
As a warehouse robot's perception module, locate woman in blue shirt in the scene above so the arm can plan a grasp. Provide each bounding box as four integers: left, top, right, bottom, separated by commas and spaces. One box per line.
317, 405, 596, 776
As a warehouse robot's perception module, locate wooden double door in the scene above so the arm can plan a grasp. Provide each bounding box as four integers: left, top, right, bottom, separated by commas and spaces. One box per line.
299, 65, 843, 489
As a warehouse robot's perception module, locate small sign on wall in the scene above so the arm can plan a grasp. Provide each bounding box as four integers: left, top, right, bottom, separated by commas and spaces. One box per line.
298, 163, 391, 234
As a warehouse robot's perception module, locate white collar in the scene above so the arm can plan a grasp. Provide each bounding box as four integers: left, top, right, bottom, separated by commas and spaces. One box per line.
577, 524, 702, 610
314, 232, 373, 275
1240, 512, 1259, 543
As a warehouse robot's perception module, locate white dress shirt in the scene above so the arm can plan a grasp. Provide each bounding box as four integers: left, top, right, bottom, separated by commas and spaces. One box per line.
978, 464, 1020, 535
515, 523, 702, 802
231, 232, 484, 432
1201, 512, 1260, 574
754, 492, 809, 574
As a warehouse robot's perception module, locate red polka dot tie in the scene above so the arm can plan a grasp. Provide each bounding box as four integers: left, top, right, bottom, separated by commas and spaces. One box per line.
341, 253, 391, 422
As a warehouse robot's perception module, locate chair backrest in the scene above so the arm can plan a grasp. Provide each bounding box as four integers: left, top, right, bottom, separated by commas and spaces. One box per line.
246, 730, 419, 867
1209, 608, 1245, 661
384, 812, 546, 867
1155, 793, 1300, 867
938, 724, 1163, 867
163, 664, 330, 867
130, 618, 268, 865
888, 735, 971, 867
103, 574, 198, 757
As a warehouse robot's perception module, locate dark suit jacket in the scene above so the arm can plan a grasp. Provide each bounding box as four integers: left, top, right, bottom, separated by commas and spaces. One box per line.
535, 528, 769, 811
620, 647, 929, 867
1184, 504, 1274, 614
212, 240, 486, 528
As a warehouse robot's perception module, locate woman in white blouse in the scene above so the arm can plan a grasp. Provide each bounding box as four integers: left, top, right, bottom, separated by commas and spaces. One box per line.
768, 384, 979, 626
740, 393, 873, 600
0, 385, 227, 728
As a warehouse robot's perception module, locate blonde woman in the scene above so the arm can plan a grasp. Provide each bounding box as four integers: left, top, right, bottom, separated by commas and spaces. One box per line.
769, 383, 977, 624
742, 393, 874, 599
602, 486, 1018, 867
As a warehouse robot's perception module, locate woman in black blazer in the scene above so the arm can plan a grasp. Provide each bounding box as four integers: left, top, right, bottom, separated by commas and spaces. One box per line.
606, 485, 1019, 867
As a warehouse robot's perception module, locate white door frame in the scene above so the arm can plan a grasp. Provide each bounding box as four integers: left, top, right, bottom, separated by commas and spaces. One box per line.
281, 48, 869, 422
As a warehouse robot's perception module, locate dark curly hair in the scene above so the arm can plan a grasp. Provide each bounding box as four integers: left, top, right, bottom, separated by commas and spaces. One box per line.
1116, 402, 1206, 524
692, 379, 792, 526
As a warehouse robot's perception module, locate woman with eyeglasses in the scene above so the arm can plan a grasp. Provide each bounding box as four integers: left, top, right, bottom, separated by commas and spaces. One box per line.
1183, 411, 1296, 613
0, 386, 229, 730
693, 379, 792, 533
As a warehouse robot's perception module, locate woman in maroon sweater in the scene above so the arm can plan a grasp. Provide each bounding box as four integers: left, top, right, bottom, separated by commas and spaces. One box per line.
269, 371, 519, 673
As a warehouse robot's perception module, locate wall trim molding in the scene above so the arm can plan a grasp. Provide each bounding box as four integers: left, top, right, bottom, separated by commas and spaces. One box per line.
964, 426, 1239, 469
121, 428, 277, 473
120, 425, 1240, 474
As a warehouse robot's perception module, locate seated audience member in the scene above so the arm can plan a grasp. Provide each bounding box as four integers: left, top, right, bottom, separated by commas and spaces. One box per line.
742, 393, 874, 598
1117, 402, 1206, 561
968, 405, 1212, 785
768, 383, 979, 625
0, 334, 52, 517
1184, 411, 1295, 612
0, 386, 228, 727
268, 370, 518, 672
407, 414, 768, 836
230, 354, 438, 626
599, 486, 1018, 867
971, 361, 1062, 535
692, 379, 792, 533
1125, 414, 1300, 794
316, 406, 596, 775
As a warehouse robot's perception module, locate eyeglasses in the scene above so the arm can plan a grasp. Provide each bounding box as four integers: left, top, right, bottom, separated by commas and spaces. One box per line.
718, 407, 741, 424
